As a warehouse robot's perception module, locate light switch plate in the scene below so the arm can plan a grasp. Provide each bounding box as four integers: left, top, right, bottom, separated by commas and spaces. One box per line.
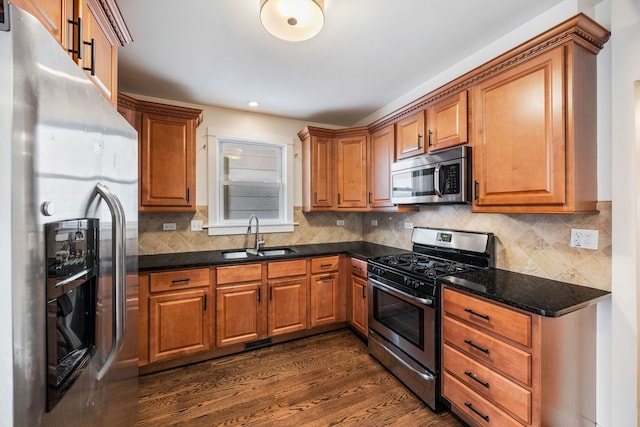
191, 220, 203, 231
162, 223, 177, 231
404, 222, 413, 230
336, 220, 345, 226
371, 220, 378, 226
570, 228, 598, 250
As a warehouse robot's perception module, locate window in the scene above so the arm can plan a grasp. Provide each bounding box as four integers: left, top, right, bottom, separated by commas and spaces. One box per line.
207, 131, 294, 235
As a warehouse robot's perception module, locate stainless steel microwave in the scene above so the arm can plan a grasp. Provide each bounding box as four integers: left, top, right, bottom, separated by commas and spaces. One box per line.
390, 146, 471, 204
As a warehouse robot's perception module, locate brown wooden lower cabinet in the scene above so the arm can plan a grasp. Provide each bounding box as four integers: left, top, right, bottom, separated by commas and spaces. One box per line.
348, 257, 368, 336
139, 255, 350, 371
149, 289, 211, 362
215, 263, 264, 347
268, 259, 308, 336
310, 256, 342, 327
142, 268, 213, 364
441, 286, 598, 427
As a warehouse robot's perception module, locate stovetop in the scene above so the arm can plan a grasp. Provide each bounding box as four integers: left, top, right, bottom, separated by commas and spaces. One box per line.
367, 227, 495, 300
370, 253, 474, 279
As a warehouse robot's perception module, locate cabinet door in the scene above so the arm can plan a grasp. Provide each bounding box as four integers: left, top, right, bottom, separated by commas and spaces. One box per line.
368, 125, 395, 208
79, 0, 118, 104
268, 277, 308, 336
473, 47, 565, 208
349, 274, 368, 336
427, 90, 468, 152
310, 135, 334, 209
10, 0, 69, 45
310, 273, 339, 327
140, 112, 196, 211
337, 135, 367, 208
395, 111, 426, 159
216, 283, 262, 347
148, 289, 211, 362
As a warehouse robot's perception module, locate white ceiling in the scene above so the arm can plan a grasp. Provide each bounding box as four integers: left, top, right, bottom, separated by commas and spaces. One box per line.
117, 0, 567, 127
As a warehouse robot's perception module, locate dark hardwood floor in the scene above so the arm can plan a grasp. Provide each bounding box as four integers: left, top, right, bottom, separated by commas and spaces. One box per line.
137, 329, 464, 426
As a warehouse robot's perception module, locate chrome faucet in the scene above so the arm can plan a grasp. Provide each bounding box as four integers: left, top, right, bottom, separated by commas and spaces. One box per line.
247, 215, 265, 252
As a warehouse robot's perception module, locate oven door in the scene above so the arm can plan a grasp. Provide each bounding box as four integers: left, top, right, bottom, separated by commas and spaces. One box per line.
368, 275, 436, 372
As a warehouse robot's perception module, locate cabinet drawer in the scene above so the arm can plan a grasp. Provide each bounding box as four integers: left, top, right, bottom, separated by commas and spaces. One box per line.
443, 287, 532, 347
311, 256, 339, 273
149, 268, 209, 293
443, 344, 531, 424
443, 316, 531, 386
217, 263, 262, 285
443, 372, 522, 427
268, 259, 307, 279
350, 257, 367, 278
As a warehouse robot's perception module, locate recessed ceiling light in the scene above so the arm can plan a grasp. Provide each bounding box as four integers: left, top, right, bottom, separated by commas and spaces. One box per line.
248, 101, 259, 107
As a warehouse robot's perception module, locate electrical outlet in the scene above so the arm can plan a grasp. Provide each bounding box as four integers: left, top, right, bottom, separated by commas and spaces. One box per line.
162, 223, 177, 231
336, 220, 345, 226
371, 219, 378, 226
190, 220, 203, 231
570, 228, 599, 250
404, 222, 413, 230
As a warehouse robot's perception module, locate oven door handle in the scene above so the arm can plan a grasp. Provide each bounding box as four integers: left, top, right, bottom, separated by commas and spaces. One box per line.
369, 277, 434, 307
95, 183, 127, 381
370, 331, 435, 382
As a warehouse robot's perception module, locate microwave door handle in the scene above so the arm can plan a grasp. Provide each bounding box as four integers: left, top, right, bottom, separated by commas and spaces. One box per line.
95, 183, 127, 381
434, 164, 443, 197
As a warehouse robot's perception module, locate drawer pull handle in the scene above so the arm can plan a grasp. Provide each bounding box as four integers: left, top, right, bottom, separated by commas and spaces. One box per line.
464, 371, 490, 388
318, 275, 333, 281
464, 308, 490, 320
171, 278, 190, 285
320, 263, 334, 268
464, 402, 490, 422
353, 265, 362, 271
464, 339, 490, 354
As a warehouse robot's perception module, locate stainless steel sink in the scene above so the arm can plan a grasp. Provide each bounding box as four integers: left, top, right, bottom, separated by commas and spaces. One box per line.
221, 250, 249, 259
258, 248, 297, 257
221, 247, 297, 259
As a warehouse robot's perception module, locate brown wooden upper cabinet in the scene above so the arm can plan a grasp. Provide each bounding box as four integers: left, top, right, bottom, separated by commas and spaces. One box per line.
472, 15, 609, 213
12, 0, 131, 106
395, 111, 426, 159
368, 124, 395, 208
299, 126, 369, 212
300, 127, 335, 211
426, 90, 468, 152
336, 133, 368, 209
117, 94, 203, 212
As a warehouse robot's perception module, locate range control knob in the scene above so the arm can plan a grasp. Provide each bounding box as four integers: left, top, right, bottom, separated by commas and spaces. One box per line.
372, 267, 385, 276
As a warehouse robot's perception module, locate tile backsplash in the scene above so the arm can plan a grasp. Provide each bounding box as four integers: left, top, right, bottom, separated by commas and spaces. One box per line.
139, 202, 611, 291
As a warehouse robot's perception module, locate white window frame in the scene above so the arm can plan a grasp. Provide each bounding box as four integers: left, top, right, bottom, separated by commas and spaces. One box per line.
206, 128, 294, 235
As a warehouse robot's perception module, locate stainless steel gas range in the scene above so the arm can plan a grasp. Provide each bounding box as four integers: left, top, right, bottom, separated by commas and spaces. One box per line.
367, 227, 495, 411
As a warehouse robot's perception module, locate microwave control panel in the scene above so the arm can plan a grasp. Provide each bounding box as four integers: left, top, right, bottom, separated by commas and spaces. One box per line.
442, 164, 459, 194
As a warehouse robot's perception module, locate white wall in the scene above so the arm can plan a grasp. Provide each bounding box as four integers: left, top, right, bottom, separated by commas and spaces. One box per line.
609, 0, 640, 425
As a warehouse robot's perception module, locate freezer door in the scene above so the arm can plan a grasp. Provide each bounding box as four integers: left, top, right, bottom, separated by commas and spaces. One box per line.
7, 4, 138, 426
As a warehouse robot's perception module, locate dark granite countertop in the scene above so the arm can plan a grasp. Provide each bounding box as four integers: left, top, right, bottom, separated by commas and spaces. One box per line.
139, 242, 610, 318
441, 268, 611, 317
138, 241, 410, 272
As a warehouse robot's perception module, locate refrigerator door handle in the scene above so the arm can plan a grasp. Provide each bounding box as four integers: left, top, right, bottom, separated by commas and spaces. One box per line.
95, 183, 127, 381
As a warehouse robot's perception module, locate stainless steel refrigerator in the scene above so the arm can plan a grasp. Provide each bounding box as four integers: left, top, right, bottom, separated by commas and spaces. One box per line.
0, 2, 138, 426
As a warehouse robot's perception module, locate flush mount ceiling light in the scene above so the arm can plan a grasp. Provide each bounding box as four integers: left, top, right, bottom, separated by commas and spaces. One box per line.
260, 0, 324, 42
